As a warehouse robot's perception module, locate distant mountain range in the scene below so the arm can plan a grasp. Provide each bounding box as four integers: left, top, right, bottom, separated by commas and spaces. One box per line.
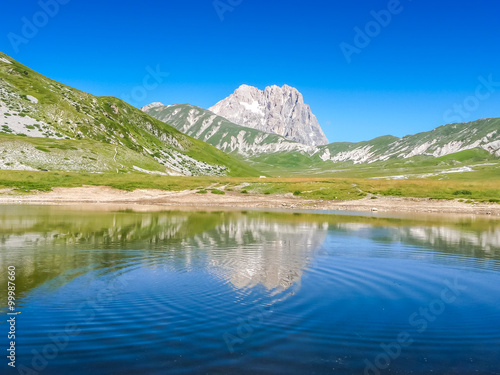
318, 119, 500, 164
143, 99, 500, 167
1, 51, 499, 177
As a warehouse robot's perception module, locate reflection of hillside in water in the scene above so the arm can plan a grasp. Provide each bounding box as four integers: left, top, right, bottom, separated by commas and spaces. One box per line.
0, 207, 221, 297
405, 226, 500, 253
337, 222, 500, 260
0, 207, 328, 297
1, 205, 499, 302
184, 217, 328, 290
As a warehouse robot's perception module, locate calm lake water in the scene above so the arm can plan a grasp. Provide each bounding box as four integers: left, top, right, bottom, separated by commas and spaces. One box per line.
1, 205, 499, 375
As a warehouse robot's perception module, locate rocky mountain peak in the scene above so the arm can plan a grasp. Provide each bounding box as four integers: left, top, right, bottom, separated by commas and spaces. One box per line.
209, 84, 328, 146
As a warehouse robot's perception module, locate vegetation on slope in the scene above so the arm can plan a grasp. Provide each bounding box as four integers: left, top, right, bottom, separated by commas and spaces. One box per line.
146, 102, 500, 174
0, 52, 260, 177
143, 103, 307, 156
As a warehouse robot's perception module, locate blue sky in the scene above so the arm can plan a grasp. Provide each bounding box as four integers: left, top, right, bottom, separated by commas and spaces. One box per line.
1, 0, 500, 142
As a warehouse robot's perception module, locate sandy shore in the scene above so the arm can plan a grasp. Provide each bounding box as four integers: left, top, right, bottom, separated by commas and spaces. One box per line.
0, 186, 499, 217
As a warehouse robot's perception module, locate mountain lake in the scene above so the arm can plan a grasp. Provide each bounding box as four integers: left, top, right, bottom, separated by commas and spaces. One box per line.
1, 205, 499, 374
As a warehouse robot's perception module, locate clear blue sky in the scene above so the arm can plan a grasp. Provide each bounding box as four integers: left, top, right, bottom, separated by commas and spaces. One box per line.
1, 0, 500, 142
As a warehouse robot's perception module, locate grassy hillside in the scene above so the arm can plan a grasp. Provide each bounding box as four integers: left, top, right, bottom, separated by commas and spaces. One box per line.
143, 103, 309, 156
0, 133, 172, 173
317, 118, 500, 164
146, 101, 500, 176
256, 147, 499, 179
0, 52, 260, 177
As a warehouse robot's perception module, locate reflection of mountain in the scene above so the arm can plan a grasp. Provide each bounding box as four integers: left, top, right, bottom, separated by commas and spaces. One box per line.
1, 206, 498, 306
185, 217, 328, 290
0, 207, 328, 300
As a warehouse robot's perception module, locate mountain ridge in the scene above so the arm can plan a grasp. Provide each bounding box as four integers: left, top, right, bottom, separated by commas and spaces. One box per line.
144, 100, 500, 167
141, 103, 314, 157
317, 118, 500, 164
2, 51, 499, 177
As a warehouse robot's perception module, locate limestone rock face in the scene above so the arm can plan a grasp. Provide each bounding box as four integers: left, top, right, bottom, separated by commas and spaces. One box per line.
209, 84, 329, 146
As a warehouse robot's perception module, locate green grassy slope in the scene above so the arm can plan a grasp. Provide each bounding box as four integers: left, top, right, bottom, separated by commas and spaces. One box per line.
254, 147, 499, 179
0, 133, 171, 173
0, 52, 260, 177
146, 102, 499, 177
1, 169, 498, 202
143, 103, 306, 156
318, 118, 500, 164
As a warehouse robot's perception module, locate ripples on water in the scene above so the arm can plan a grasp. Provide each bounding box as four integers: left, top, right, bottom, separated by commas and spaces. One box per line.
0, 206, 499, 374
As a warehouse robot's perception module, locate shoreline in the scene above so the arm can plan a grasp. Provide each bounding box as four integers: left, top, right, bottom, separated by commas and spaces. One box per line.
1, 186, 499, 217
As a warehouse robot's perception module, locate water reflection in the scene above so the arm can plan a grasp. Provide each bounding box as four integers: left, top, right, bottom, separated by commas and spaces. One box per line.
1, 206, 499, 301
190, 217, 328, 290
0, 206, 499, 375
337, 221, 500, 253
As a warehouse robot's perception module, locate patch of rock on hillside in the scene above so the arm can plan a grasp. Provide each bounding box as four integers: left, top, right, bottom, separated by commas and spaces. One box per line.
0, 88, 65, 139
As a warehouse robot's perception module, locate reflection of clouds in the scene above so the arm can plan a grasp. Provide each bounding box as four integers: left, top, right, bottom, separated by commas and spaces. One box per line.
188, 217, 328, 291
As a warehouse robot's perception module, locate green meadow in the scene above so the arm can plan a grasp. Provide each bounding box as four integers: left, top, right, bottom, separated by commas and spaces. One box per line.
1, 169, 499, 203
